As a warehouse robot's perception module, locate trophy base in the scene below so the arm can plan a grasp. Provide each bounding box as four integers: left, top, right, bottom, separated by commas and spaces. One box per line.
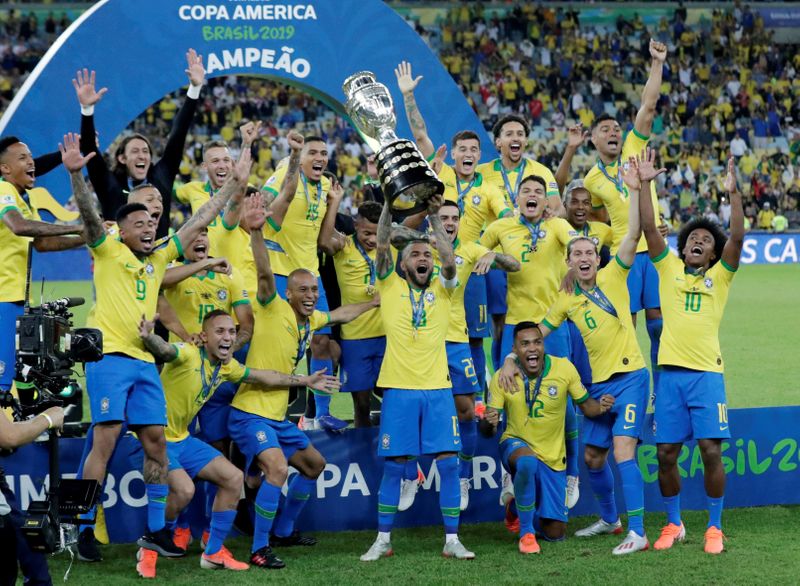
376, 140, 444, 218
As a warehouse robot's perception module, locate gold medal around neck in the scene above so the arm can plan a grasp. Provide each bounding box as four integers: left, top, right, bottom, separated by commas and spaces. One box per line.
365, 284, 376, 296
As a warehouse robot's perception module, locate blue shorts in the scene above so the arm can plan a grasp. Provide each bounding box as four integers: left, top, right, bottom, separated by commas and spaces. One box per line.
228, 407, 310, 476
567, 320, 593, 388
486, 268, 507, 315
275, 273, 331, 335
446, 342, 480, 396
378, 389, 461, 457
86, 354, 166, 426
340, 337, 385, 392
654, 366, 730, 444
582, 368, 650, 449
627, 251, 660, 313
0, 301, 23, 390
499, 438, 568, 522
464, 272, 489, 338
130, 436, 222, 479
501, 321, 570, 365
195, 342, 250, 442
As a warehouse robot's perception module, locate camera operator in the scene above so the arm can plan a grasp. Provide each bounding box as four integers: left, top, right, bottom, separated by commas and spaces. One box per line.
0, 405, 64, 586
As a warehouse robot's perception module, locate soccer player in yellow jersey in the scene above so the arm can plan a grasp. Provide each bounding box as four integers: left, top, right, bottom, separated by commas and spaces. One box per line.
389, 201, 519, 512
584, 39, 668, 386
564, 180, 613, 261
319, 198, 389, 428
361, 195, 474, 562
0, 137, 85, 393
262, 135, 339, 429
486, 323, 613, 554
65, 132, 250, 559
135, 310, 338, 575
229, 196, 378, 569
502, 154, 652, 554
640, 153, 744, 555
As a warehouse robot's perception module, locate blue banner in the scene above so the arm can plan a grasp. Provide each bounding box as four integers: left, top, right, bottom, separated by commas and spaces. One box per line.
2, 406, 798, 543
667, 233, 800, 265
758, 7, 800, 27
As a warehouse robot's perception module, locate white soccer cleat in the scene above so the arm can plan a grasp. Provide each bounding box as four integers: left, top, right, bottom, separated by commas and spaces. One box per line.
459, 478, 470, 511
397, 478, 419, 512
297, 416, 319, 431
566, 475, 580, 509
499, 470, 515, 506
360, 537, 393, 562
574, 518, 623, 538
612, 530, 649, 555
442, 537, 475, 560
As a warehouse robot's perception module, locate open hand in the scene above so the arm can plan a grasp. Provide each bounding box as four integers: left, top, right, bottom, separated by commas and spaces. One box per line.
474, 252, 496, 275
244, 193, 267, 231
567, 123, 588, 149
185, 48, 206, 86
620, 156, 641, 191
59, 133, 95, 172
394, 60, 422, 94
498, 357, 521, 393
635, 147, 667, 183
305, 369, 342, 394
72, 69, 107, 107
723, 156, 737, 193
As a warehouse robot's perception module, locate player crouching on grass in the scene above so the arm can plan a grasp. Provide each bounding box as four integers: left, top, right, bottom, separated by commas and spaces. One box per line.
133, 310, 339, 577
640, 153, 744, 555
484, 322, 613, 554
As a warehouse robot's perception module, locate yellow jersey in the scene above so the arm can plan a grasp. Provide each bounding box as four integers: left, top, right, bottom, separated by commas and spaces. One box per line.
543, 256, 645, 383
174, 180, 236, 257
652, 249, 736, 373
0, 182, 41, 302
88, 234, 182, 362
475, 157, 560, 209
438, 163, 511, 242
480, 216, 575, 324
432, 239, 491, 343
487, 356, 589, 471
332, 235, 387, 340
213, 222, 286, 300
262, 168, 330, 276
376, 271, 454, 390
583, 129, 659, 254
162, 263, 249, 341
572, 220, 613, 251
232, 292, 329, 420
161, 343, 248, 441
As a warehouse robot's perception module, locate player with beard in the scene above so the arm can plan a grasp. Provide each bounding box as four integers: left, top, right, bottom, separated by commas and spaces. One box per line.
487, 323, 613, 554
229, 195, 379, 569
73, 51, 205, 239
388, 201, 520, 512
583, 39, 668, 390
640, 154, 744, 555
68, 132, 250, 561
361, 195, 474, 562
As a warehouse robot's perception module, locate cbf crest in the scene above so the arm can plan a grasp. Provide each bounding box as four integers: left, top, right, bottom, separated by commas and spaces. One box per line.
217, 289, 228, 301
548, 385, 558, 397
455, 256, 464, 266
381, 434, 390, 449
704, 277, 713, 289
472, 195, 481, 205
144, 262, 155, 276
424, 291, 435, 304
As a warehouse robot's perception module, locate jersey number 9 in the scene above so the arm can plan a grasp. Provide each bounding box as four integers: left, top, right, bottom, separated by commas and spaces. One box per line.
135, 279, 147, 301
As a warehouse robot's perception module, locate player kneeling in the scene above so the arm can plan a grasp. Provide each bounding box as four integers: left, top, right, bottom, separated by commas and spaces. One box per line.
483, 323, 613, 554
134, 310, 338, 577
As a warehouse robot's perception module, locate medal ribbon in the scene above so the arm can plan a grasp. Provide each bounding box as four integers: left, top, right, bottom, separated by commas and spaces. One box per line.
295, 323, 312, 367
500, 160, 527, 208
521, 366, 546, 414
596, 157, 624, 194
408, 286, 427, 332
578, 285, 618, 318
354, 238, 376, 287
455, 177, 476, 216
301, 173, 322, 207
518, 215, 543, 252
197, 349, 223, 404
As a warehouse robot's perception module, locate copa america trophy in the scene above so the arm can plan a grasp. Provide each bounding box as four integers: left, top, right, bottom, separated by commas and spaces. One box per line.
342, 71, 443, 217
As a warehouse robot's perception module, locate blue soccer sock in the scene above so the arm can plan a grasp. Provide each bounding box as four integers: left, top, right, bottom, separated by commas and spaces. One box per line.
707, 495, 724, 530
404, 457, 418, 481
165, 518, 177, 532
309, 358, 333, 417
204, 510, 236, 555
458, 419, 477, 480
274, 475, 316, 538
176, 507, 190, 529
205, 483, 218, 530
587, 461, 618, 524
145, 484, 169, 533
564, 400, 579, 477
437, 456, 460, 535
618, 459, 645, 536
252, 482, 281, 552
491, 336, 502, 372
377, 460, 405, 533
513, 456, 538, 536
470, 343, 487, 400
646, 318, 663, 387
664, 494, 682, 526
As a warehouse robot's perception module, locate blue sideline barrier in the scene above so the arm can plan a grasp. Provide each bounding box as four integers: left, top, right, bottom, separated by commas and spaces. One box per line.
2, 406, 798, 543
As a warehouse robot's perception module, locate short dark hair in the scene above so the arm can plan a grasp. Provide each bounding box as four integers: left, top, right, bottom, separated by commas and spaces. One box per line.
304, 135, 325, 145
677, 217, 727, 266
202, 309, 232, 328
357, 201, 382, 224
202, 140, 230, 159
0, 136, 22, 159
591, 113, 618, 131
492, 114, 530, 139
520, 175, 547, 192
115, 202, 149, 224
513, 321, 541, 340
451, 130, 481, 148
440, 200, 460, 212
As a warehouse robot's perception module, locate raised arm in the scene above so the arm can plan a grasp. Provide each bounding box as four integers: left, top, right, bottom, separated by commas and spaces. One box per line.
247, 194, 276, 303
617, 155, 644, 267
263, 130, 304, 228
376, 200, 394, 277
721, 156, 744, 270
427, 195, 456, 280
221, 120, 261, 229
555, 124, 587, 193
59, 133, 103, 244
395, 61, 435, 159
328, 297, 380, 325
232, 303, 254, 352
390, 224, 429, 250
318, 179, 346, 255
162, 257, 231, 288
637, 148, 668, 259
633, 39, 667, 138
139, 313, 179, 362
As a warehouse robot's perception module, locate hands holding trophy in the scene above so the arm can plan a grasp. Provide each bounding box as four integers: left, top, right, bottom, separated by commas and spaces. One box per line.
343, 71, 443, 217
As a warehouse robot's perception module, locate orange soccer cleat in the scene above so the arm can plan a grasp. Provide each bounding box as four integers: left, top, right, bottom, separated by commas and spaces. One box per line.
703, 526, 725, 554
518, 532, 541, 554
